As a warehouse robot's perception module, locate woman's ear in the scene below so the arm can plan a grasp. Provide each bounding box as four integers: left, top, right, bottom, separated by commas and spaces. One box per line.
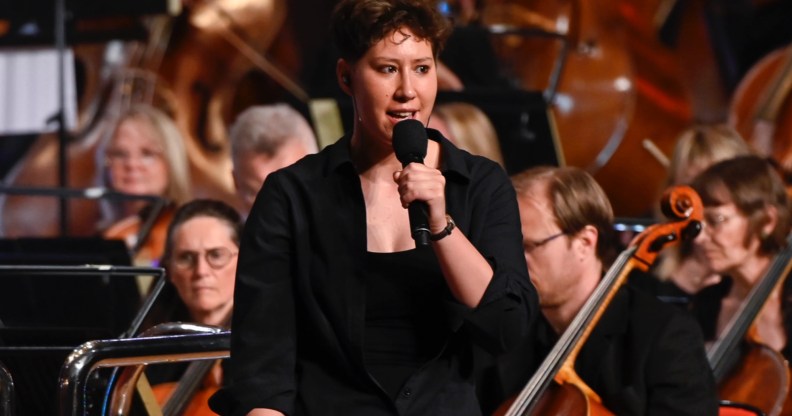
336, 59, 352, 96
761, 204, 778, 239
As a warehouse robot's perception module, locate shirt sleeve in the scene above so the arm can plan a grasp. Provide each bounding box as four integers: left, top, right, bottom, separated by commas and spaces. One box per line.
449, 162, 538, 355
211, 172, 298, 416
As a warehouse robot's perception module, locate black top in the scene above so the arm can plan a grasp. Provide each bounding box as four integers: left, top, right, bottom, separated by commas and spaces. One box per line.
364, 249, 446, 399
211, 131, 537, 416
478, 285, 718, 416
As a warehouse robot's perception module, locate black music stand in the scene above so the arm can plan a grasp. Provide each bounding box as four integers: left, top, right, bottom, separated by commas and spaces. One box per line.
435, 89, 562, 175
0, 265, 167, 415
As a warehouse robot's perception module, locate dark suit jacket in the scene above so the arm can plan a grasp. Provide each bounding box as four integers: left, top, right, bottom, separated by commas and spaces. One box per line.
478, 285, 718, 415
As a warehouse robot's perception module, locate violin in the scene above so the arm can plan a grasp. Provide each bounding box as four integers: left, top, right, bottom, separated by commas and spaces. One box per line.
495, 185, 703, 415
707, 233, 792, 416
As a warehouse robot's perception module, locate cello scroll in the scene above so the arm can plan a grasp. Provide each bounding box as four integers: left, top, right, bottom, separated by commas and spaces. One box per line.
632, 185, 703, 271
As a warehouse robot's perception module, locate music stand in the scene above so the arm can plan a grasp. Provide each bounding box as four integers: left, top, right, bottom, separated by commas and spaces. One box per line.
0, 265, 167, 415
435, 89, 563, 175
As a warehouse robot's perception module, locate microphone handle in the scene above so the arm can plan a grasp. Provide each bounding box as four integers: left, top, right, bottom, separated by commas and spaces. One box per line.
409, 201, 430, 246
401, 156, 430, 246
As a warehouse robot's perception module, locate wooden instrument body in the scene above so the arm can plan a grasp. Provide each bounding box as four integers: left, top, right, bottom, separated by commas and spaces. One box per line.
719, 342, 790, 416
1, 0, 286, 237
495, 382, 612, 416
707, 234, 792, 416
730, 45, 792, 178
479, 0, 729, 216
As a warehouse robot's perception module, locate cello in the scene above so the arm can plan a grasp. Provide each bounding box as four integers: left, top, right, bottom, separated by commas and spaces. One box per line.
707, 233, 792, 416
495, 185, 703, 415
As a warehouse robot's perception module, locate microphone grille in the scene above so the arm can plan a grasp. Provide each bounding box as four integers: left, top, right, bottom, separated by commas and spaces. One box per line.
392, 119, 427, 163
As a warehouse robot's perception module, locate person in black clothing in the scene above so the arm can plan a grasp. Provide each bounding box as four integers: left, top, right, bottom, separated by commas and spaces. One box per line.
209, 1, 537, 415
140, 199, 242, 392
477, 166, 718, 415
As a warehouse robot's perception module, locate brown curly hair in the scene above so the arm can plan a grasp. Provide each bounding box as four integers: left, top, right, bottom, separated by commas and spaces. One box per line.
331, 0, 452, 62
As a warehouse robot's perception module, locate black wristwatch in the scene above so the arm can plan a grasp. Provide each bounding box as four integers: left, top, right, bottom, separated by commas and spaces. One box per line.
429, 215, 455, 242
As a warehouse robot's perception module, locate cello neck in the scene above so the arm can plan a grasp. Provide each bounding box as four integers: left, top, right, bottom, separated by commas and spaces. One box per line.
161, 313, 232, 416
160, 359, 218, 416
707, 233, 792, 382
505, 247, 636, 415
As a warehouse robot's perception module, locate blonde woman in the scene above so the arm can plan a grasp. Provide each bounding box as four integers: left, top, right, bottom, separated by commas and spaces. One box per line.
98, 104, 192, 264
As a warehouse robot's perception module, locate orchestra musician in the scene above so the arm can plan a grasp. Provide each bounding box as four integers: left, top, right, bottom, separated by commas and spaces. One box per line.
98, 103, 192, 265
476, 166, 718, 415
633, 124, 753, 307
229, 104, 318, 216
150, 198, 242, 330
140, 198, 242, 414
689, 155, 792, 358
209, 0, 537, 415
428, 101, 505, 168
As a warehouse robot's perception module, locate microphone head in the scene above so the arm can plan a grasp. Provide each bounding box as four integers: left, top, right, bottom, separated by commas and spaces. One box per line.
392, 119, 428, 165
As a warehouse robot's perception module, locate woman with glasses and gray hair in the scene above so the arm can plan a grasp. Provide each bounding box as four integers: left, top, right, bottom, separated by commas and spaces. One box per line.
131, 198, 242, 413
145, 198, 242, 329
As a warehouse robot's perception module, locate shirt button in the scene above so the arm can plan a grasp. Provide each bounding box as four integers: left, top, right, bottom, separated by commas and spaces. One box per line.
402, 388, 412, 398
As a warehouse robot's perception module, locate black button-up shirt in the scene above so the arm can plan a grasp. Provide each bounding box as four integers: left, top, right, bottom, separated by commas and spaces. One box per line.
212, 131, 536, 416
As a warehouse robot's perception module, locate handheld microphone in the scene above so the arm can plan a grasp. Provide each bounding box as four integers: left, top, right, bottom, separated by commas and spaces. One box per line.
392, 119, 430, 246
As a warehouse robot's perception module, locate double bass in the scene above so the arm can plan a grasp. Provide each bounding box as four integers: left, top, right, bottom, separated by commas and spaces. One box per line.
495, 185, 703, 415
478, 0, 731, 216
730, 44, 792, 182
1, 0, 290, 237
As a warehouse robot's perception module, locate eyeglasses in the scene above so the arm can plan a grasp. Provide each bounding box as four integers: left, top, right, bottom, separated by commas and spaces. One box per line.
702, 212, 735, 232
171, 247, 238, 270
105, 148, 164, 167
524, 231, 566, 252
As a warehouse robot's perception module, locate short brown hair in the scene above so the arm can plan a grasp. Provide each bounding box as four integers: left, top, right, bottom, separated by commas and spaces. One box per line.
512, 166, 615, 262
161, 199, 243, 265
692, 155, 791, 254
331, 0, 452, 62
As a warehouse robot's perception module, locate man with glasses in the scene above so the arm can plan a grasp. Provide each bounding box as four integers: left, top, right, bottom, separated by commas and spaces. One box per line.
476, 166, 718, 415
